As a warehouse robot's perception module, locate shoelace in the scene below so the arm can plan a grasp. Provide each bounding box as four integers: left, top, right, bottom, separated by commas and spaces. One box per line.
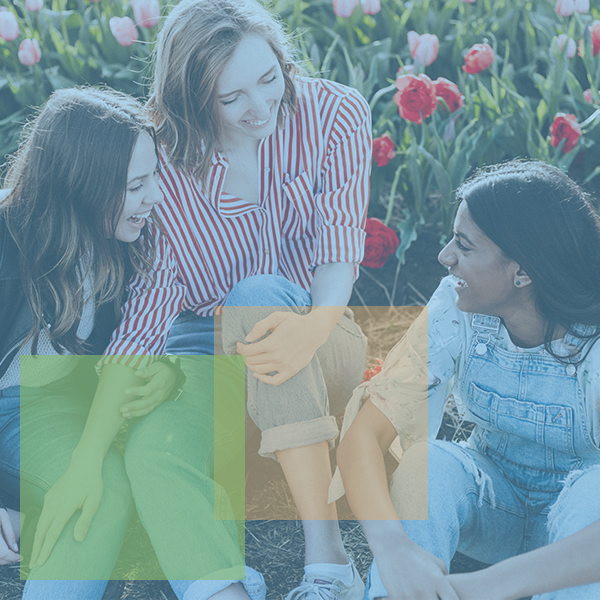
286, 580, 342, 600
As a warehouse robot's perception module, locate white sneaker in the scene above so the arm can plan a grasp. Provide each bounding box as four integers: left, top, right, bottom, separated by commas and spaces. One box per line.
286, 562, 364, 600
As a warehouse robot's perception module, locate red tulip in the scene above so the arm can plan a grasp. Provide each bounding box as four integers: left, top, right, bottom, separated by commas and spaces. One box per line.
394, 73, 438, 124
434, 78, 464, 113
372, 134, 396, 167
131, 0, 160, 28
26, 0, 43, 12
550, 113, 582, 153
462, 43, 495, 74
407, 31, 439, 68
578, 21, 600, 57
363, 359, 384, 382
109, 16, 139, 47
18, 38, 41, 65
557, 34, 576, 58
0, 9, 19, 42
584, 89, 593, 103
361, 218, 400, 269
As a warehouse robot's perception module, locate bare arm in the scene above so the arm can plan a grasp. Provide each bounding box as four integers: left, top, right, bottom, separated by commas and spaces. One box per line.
31, 363, 142, 567
337, 400, 459, 600
449, 518, 600, 600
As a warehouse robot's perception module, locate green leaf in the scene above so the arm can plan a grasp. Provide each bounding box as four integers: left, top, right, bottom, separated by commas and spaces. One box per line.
536, 98, 547, 128
394, 209, 420, 266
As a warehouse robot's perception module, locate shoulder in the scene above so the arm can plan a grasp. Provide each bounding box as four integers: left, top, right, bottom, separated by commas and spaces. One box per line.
296, 77, 371, 129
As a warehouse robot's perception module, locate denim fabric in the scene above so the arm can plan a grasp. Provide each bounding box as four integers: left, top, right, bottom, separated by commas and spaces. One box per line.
367, 314, 600, 600
0, 385, 19, 511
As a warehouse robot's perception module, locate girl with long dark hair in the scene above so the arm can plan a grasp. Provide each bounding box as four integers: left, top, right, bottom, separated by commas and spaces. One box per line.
336, 160, 600, 600
0, 86, 187, 598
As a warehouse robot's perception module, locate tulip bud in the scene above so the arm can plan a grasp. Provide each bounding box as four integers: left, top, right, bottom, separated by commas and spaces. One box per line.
18, 38, 42, 66
0, 9, 20, 42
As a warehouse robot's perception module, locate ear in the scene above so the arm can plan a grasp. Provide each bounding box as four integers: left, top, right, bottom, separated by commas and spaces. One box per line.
514, 266, 532, 288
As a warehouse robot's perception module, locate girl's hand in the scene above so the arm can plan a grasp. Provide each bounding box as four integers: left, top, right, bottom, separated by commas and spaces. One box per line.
376, 539, 460, 600
236, 311, 328, 386
120, 361, 177, 418
447, 571, 510, 600
30, 461, 103, 569
0, 509, 20, 565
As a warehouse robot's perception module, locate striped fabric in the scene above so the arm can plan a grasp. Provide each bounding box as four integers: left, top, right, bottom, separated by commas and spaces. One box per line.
102, 77, 371, 367
101, 231, 187, 370
156, 77, 372, 316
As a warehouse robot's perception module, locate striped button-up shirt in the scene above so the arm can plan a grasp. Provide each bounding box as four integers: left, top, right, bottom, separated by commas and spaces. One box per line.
105, 77, 371, 365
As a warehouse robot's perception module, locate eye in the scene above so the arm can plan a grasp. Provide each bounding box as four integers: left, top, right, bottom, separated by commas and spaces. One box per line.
264, 74, 278, 84
221, 96, 238, 106
153, 168, 160, 180
129, 183, 143, 193
454, 236, 469, 252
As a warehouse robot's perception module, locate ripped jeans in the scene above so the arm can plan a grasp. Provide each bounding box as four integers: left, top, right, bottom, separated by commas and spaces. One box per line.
365, 440, 600, 600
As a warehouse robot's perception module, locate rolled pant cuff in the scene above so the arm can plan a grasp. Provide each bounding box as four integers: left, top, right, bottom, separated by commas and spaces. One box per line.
258, 416, 339, 459
182, 566, 265, 600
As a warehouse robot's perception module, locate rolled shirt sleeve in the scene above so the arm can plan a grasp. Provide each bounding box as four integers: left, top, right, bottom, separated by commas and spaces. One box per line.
311, 85, 372, 276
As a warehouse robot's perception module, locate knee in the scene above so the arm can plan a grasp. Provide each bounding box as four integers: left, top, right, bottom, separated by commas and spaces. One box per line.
226, 275, 306, 308
547, 466, 600, 542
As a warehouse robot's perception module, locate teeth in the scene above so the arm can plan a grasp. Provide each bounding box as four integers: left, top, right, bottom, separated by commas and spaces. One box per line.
245, 118, 268, 126
450, 274, 468, 288
128, 211, 150, 224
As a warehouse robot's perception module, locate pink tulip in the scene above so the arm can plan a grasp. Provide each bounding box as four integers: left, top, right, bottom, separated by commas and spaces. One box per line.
555, 0, 587, 16
26, 0, 43, 11
407, 31, 439, 67
557, 34, 576, 58
131, 0, 160, 28
109, 16, 139, 47
361, 0, 380, 14
461, 0, 477, 3
584, 88, 593, 103
0, 9, 20, 42
18, 38, 41, 65
333, 0, 359, 17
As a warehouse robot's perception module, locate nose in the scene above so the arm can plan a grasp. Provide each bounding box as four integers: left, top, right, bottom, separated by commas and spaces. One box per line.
246, 91, 271, 120
146, 175, 163, 206
438, 239, 456, 268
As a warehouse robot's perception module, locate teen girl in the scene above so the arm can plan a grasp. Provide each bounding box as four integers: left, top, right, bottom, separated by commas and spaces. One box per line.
0, 87, 196, 599
336, 160, 600, 600
119, 0, 372, 598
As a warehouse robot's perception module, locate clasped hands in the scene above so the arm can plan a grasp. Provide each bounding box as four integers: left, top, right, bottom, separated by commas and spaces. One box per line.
235, 310, 329, 386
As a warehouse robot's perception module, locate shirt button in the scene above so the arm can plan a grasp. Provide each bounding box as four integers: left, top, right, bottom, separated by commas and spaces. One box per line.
566, 364, 577, 376
264, 167, 270, 172
265, 249, 270, 255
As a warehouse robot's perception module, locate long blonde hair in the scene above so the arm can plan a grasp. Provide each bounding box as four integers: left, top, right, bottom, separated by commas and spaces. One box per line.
147, 0, 298, 185
2, 87, 158, 355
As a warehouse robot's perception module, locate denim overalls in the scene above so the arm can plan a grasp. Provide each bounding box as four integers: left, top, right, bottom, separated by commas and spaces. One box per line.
367, 314, 600, 600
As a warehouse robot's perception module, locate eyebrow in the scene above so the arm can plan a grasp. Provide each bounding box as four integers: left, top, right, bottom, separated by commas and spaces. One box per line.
218, 65, 277, 98
455, 231, 475, 247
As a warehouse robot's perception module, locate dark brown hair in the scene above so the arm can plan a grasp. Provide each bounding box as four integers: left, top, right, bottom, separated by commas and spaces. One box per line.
2, 87, 158, 354
457, 159, 600, 362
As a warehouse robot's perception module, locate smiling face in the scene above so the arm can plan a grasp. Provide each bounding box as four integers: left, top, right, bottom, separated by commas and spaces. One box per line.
438, 202, 527, 317
114, 131, 163, 243
216, 33, 285, 150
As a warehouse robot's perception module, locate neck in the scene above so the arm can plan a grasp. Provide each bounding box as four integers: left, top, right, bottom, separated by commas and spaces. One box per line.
219, 136, 260, 158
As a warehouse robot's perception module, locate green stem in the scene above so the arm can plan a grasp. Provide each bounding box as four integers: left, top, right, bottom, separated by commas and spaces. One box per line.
384, 163, 403, 226
369, 83, 396, 112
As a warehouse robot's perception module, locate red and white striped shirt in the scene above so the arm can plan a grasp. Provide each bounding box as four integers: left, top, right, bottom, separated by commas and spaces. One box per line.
156, 78, 371, 317
105, 78, 371, 362
101, 231, 187, 370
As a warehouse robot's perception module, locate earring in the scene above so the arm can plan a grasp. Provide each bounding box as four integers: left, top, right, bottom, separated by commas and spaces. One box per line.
515, 280, 521, 286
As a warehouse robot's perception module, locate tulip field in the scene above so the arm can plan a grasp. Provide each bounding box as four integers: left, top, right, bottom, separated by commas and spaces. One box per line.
2, 0, 600, 269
